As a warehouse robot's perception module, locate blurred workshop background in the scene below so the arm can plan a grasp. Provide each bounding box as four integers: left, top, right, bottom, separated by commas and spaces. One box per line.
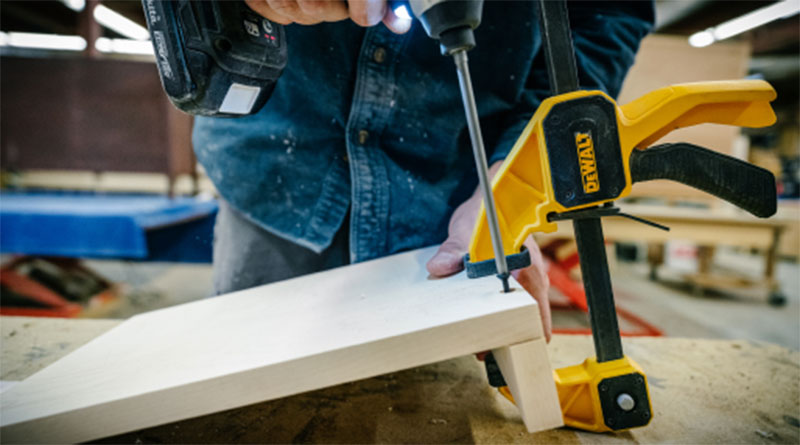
1, 1, 798, 349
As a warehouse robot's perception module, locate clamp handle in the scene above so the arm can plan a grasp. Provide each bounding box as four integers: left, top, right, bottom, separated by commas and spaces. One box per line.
630, 143, 777, 218
619, 80, 777, 150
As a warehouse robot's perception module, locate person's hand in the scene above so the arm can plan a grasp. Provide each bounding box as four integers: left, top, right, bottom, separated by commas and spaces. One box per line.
244, 0, 412, 34
426, 162, 552, 342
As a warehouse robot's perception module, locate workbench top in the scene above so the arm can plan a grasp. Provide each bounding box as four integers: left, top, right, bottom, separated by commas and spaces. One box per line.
2, 316, 798, 444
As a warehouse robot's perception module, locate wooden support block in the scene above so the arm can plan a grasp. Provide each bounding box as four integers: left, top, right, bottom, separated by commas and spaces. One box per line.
493, 338, 564, 433
0, 246, 558, 443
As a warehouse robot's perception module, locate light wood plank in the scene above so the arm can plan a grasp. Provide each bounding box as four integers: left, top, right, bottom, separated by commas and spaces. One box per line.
493, 338, 564, 433
0, 246, 548, 443
3, 318, 799, 443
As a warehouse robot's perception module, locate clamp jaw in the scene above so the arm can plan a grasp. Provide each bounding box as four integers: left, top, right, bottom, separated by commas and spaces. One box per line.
469, 79, 778, 433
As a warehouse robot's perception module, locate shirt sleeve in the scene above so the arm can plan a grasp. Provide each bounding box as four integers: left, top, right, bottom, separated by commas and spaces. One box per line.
489, 1, 655, 165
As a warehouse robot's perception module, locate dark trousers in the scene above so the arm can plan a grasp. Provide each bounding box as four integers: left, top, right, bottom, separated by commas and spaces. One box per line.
212, 200, 350, 295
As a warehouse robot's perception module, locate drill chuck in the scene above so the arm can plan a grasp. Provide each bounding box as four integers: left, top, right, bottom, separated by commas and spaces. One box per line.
408, 0, 483, 55
439, 27, 476, 55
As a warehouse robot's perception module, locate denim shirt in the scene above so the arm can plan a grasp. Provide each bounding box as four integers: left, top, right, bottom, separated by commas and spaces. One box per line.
193, 1, 654, 263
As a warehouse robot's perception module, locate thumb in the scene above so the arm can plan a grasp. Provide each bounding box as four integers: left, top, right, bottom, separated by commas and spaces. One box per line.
426, 239, 466, 277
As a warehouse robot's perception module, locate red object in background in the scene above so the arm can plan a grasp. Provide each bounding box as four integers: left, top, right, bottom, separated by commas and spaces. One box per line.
0, 268, 82, 317
543, 242, 662, 337
0, 257, 118, 318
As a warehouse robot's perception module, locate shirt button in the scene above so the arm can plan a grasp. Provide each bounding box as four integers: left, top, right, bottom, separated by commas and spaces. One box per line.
358, 129, 369, 144
372, 47, 386, 63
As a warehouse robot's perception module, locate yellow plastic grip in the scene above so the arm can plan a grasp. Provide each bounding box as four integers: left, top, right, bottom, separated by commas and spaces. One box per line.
618, 80, 777, 153
467, 80, 777, 264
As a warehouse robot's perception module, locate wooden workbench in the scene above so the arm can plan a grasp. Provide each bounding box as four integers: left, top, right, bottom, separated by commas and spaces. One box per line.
2, 316, 798, 444
539, 203, 798, 304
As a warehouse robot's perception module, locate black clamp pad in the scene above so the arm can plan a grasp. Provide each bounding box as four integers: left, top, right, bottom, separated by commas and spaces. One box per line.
598, 372, 652, 430
483, 352, 507, 387
463, 247, 531, 279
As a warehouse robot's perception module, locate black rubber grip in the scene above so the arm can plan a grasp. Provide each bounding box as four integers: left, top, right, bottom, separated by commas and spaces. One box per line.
463, 248, 531, 279
630, 143, 777, 218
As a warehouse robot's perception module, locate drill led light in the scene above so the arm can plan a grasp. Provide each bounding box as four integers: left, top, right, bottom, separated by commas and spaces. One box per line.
393, 4, 412, 21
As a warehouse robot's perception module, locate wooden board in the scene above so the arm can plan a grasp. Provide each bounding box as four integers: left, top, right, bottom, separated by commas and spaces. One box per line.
492, 339, 563, 431
0, 247, 550, 443
3, 317, 798, 444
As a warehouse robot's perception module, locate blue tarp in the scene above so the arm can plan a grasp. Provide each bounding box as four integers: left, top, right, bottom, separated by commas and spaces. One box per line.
0, 192, 217, 262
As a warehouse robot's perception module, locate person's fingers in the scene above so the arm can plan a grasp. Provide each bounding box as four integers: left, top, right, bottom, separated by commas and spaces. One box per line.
348, 0, 387, 27
381, 5, 412, 34
426, 239, 466, 277
265, 0, 321, 24
296, 0, 349, 22
427, 193, 483, 277
245, 0, 294, 24
511, 237, 552, 342
249, 0, 390, 28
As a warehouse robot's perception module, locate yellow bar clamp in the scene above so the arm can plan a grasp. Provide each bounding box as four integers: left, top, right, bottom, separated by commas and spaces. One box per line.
468, 80, 776, 264
474, 80, 777, 433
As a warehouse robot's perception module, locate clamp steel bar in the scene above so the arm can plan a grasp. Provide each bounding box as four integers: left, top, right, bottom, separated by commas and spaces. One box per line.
573, 217, 624, 362
536, 0, 579, 94
537, 0, 623, 362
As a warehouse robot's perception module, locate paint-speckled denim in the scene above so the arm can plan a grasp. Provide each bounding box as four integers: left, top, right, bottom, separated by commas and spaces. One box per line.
193, 1, 653, 263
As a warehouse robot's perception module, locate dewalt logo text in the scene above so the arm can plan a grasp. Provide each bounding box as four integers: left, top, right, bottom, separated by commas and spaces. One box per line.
575, 132, 599, 193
